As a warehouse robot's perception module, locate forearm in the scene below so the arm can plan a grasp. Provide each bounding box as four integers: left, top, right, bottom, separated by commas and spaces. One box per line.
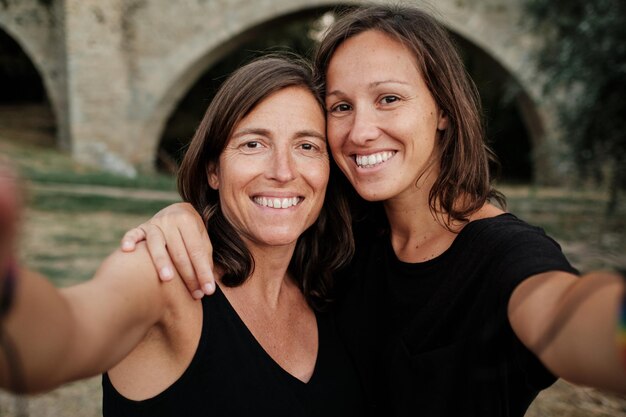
0, 249, 165, 394
0, 268, 77, 393
513, 271, 626, 393
546, 272, 625, 392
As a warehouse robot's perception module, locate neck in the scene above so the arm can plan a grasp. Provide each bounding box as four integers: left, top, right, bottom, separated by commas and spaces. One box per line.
384, 193, 447, 249
381, 169, 458, 262
219, 243, 296, 310
383, 169, 444, 242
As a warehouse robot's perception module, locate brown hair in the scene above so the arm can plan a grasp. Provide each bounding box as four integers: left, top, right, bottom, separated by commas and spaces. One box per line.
315, 4, 505, 226
177, 55, 354, 309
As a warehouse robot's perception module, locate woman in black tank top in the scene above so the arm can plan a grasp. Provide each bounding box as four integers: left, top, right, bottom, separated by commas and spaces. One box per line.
0, 56, 364, 416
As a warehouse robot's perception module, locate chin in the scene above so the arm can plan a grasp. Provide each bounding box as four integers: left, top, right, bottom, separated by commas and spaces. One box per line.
353, 186, 393, 202
254, 230, 302, 247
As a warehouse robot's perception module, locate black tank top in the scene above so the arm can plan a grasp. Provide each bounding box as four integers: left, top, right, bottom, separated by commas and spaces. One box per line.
102, 286, 365, 416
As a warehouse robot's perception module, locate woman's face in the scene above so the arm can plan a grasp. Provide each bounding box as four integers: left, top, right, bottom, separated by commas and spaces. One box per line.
325, 30, 448, 203
209, 86, 329, 249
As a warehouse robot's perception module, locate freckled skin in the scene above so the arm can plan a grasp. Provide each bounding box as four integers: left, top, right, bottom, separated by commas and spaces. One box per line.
325, 30, 448, 203
209, 86, 329, 249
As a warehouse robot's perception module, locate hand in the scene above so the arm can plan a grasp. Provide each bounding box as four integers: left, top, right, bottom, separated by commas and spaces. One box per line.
120, 202, 215, 299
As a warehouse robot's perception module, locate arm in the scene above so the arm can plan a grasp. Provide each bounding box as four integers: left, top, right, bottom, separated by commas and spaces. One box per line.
121, 202, 215, 298
1, 246, 166, 393
508, 270, 626, 394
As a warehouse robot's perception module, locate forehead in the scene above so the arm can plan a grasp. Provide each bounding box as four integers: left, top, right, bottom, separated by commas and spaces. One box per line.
326, 30, 422, 87
234, 86, 325, 130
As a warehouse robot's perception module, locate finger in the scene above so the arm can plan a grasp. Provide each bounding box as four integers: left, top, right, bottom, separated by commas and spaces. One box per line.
120, 227, 147, 252
169, 228, 205, 299
180, 222, 215, 295
142, 224, 176, 283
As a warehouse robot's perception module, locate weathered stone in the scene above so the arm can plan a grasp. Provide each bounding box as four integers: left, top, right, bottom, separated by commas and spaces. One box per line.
0, 0, 565, 183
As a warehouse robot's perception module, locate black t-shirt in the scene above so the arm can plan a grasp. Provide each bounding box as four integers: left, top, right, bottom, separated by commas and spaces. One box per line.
334, 213, 578, 417
103, 286, 365, 417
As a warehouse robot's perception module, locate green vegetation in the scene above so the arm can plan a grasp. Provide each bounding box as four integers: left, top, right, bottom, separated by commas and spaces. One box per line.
523, 0, 626, 213
30, 191, 177, 215
1, 136, 176, 190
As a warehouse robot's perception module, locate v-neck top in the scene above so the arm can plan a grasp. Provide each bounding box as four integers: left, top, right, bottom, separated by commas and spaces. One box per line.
103, 285, 365, 416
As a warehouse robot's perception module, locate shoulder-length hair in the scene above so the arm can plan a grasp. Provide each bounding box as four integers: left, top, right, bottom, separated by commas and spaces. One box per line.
314, 5, 505, 226
177, 55, 354, 310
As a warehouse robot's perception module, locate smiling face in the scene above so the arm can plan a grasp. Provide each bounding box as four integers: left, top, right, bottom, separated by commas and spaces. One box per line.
325, 30, 448, 203
208, 86, 329, 249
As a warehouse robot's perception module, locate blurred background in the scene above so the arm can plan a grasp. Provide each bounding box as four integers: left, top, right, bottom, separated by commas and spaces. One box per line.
0, 0, 624, 416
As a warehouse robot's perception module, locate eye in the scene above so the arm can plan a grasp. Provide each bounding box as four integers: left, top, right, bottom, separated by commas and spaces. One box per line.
244, 141, 261, 149
329, 102, 352, 114
297, 141, 325, 152
380, 95, 400, 105
237, 140, 266, 154
296, 139, 327, 157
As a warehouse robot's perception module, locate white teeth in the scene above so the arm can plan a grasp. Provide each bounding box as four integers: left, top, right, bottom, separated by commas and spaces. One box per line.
355, 151, 395, 168
253, 196, 300, 209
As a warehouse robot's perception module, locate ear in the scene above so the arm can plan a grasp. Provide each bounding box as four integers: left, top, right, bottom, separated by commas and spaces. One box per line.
207, 162, 219, 190
437, 109, 449, 131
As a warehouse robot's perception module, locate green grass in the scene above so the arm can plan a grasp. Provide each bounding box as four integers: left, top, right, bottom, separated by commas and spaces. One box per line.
24, 169, 177, 190
0, 135, 177, 191
30, 191, 179, 215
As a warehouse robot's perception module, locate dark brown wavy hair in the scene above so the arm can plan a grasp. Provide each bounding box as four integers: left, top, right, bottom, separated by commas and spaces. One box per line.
314, 4, 505, 227
177, 55, 354, 310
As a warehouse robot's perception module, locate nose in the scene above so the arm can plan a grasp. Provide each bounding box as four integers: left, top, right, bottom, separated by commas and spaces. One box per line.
347, 106, 380, 146
268, 147, 296, 183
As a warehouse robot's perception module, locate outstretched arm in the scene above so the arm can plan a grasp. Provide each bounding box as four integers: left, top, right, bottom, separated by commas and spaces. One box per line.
509, 269, 626, 394
1, 247, 167, 393
121, 202, 215, 298
0, 164, 188, 394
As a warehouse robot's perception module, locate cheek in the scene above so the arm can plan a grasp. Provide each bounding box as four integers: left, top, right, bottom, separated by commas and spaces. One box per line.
304, 159, 330, 202
326, 117, 345, 144
327, 129, 346, 163
313, 161, 331, 191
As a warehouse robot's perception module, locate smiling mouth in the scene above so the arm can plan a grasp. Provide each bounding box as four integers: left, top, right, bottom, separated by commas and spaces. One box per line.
354, 151, 396, 168
252, 196, 301, 209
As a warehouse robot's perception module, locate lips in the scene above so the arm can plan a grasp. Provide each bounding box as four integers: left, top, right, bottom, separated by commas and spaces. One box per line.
252, 196, 301, 209
354, 151, 396, 168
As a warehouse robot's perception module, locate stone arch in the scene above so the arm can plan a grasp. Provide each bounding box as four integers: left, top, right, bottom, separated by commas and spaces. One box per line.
0, 2, 66, 149
139, 3, 341, 171
138, 0, 551, 180
0, 26, 56, 146
432, 2, 556, 182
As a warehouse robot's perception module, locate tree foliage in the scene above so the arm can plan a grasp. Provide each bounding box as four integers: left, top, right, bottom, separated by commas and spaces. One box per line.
524, 0, 626, 211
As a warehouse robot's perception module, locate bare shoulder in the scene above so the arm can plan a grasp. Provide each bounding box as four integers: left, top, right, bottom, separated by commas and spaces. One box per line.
94, 241, 159, 284
92, 242, 198, 315
106, 245, 204, 400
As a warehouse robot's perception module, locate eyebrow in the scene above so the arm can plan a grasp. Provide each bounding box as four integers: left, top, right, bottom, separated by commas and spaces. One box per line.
231, 128, 325, 141
231, 128, 271, 139
326, 79, 410, 98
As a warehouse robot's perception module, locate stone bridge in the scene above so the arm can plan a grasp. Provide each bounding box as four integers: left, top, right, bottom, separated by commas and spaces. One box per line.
0, 0, 562, 181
